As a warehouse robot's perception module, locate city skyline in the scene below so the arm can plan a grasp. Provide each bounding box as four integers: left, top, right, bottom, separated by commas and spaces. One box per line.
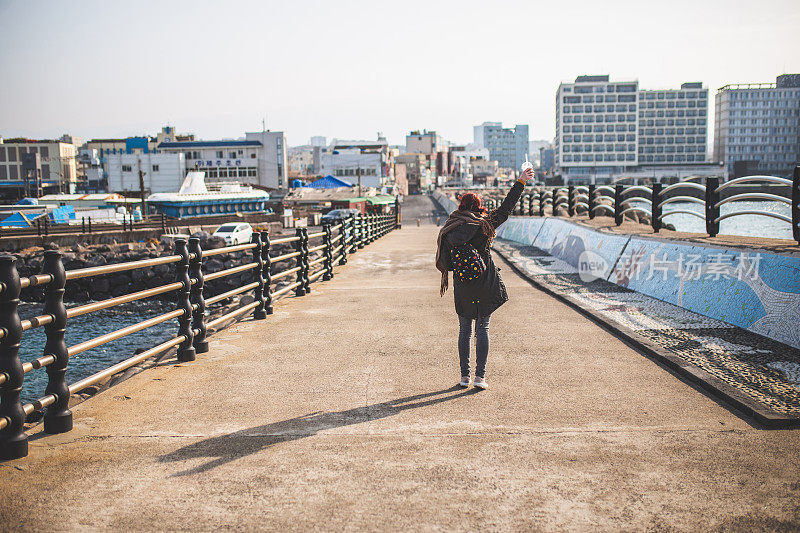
1, 0, 799, 147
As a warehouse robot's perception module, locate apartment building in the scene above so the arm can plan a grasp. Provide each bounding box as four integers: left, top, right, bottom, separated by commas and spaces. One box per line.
0, 137, 78, 198
714, 74, 800, 178
473, 122, 529, 170
638, 82, 709, 165
106, 152, 187, 194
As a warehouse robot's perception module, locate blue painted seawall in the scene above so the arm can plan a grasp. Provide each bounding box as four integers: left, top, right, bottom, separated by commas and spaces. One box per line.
497, 217, 800, 349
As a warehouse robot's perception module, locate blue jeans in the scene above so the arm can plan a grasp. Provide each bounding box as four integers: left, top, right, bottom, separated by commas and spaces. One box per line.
458, 315, 491, 378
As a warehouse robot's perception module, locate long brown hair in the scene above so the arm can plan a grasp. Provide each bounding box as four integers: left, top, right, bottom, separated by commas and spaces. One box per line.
457, 192, 495, 243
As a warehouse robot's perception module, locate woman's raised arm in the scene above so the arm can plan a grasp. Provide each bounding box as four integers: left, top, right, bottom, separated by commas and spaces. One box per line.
489, 168, 533, 229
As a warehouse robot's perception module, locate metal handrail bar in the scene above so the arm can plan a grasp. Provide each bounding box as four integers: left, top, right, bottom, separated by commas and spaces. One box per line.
308, 256, 326, 267
270, 250, 301, 263
330, 233, 342, 244
620, 197, 652, 207
306, 231, 325, 240
714, 193, 792, 208
68, 336, 185, 395
618, 206, 652, 218
575, 193, 588, 201
308, 269, 327, 282
66, 255, 181, 281
203, 262, 259, 282
202, 242, 257, 257
591, 204, 615, 213
21, 354, 57, 374
715, 211, 793, 225
620, 186, 652, 196
659, 209, 705, 220
331, 244, 344, 255
67, 282, 184, 320
716, 176, 793, 191
205, 282, 260, 305
19, 274, 54, 290
206, 301, 260, 330
271, 266, 301, 281
575, 201, 589, 209
594, 186, 615, 194
67, 309, 185, 358
20, 314, 54, 332
658, 196, 705, 208
660, 181, 706, 194
270, 282, 301, 299
574, 186, 589, 192
270, 236, 300, 245
307, 243, 326, 254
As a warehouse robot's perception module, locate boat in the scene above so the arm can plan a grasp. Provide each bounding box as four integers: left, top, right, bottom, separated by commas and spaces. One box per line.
146, 171, 271, 219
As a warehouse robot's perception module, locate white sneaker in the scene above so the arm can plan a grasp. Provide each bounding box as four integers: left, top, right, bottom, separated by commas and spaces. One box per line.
473, 376, 488, 390
459, 376, 471, 388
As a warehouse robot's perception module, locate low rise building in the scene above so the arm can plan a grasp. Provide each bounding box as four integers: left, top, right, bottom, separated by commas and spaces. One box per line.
106, 152, 187, 194
0, 137, 78, 199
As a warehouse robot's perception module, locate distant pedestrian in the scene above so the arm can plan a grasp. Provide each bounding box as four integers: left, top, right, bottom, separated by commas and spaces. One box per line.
435, 168, 532, 389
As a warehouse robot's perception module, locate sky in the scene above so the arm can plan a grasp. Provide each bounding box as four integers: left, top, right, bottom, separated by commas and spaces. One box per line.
1, 0, 799, 148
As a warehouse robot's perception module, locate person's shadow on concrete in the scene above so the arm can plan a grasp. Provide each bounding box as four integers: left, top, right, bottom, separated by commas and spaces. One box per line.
159, 386, 480, 477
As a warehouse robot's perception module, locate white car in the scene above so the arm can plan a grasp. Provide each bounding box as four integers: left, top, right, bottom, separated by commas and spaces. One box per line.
213, 223, 253, 245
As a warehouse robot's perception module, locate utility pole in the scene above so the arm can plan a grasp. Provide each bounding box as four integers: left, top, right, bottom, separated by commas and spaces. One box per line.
138, 156, 148, 217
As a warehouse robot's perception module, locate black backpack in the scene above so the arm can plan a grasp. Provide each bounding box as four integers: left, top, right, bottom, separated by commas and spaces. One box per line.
450, 242, 485, 283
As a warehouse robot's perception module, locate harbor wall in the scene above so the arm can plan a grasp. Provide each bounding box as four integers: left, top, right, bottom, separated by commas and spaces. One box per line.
496, 216, 800, 349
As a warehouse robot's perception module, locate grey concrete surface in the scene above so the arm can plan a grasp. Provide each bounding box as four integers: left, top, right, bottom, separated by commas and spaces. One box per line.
1, 225, 799, 531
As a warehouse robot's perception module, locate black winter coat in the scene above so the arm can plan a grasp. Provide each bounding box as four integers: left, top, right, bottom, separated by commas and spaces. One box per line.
439, 181, 525, 318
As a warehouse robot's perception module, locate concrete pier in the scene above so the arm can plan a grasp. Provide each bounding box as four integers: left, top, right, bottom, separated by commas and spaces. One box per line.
1, 210, 799, 530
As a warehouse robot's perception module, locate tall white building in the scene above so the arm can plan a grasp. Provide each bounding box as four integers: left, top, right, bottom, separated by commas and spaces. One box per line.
106, 152, 187, 194
159, 130, 288, 189
556, 75, 639, 183
638, 82, 709, 166
714, 74, 800, 179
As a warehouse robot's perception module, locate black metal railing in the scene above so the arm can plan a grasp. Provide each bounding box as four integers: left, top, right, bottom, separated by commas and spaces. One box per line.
507, 166, 800, 244
0, 208, 400, 460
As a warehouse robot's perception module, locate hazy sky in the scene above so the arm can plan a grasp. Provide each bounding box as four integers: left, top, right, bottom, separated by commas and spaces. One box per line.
1, 0, 798, 147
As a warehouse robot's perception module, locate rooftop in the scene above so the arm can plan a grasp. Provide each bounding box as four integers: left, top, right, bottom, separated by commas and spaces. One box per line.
158, 140, 262, 149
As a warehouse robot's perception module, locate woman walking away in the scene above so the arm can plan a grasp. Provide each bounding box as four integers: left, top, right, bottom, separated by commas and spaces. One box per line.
435, 168, 533, 389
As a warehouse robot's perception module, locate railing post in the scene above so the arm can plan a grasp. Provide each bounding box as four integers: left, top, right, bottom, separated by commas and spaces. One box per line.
347, 215, 356, 254
174, 239, 196, 362
122, 215, 127, 232
395, 197, 402, 229
792, 166, 799, 245
302, 228, 311, 293
568, 186, 575, 217
614, 185, 623, 226
294, 228, 306, 296
42, 250, 72, 434
261, 231, 273, 314
0, 256, 27, 460
188, 237, 209, 353
81, 216, 85, 234
539, 189, 546, 217
588, 184, 596, 220
250, 233, 267, 320
323, 222, 333, 281
652, 182, 662, 233
552, 190, 559, 216
357, 214, 365, 249
705, 177, 720, 237
88, 216, 92, 233
161, 213, 166, 233
339, 219, 348, 265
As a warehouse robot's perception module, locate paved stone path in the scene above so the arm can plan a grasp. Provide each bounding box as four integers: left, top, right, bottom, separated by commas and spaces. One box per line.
493, 239, 800, 422
2, 224, 799, 531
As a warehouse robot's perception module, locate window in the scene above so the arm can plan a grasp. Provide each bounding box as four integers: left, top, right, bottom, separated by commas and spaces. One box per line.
152, 165, 159, 171
216, 151, 224, 158
122, 165, 132, 172
229, 152, 236, 159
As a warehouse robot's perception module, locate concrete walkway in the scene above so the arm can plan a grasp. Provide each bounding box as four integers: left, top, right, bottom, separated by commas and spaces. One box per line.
2, 224, 799, 531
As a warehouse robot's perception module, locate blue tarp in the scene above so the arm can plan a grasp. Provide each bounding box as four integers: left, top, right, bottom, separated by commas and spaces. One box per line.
0, 212, 37, 227
16, 198, 39, 206
49, 205, 76, 223
306, 175, 354, 188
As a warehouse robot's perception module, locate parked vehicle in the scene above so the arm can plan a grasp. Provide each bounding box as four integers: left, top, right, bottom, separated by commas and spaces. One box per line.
321, 208, 360, 224
213, 222, 253, 245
